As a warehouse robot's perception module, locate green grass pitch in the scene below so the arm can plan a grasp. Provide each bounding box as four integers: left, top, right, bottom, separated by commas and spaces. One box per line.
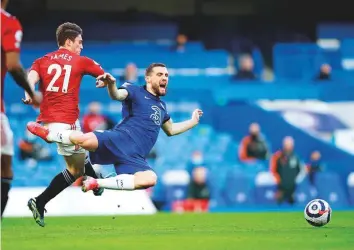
2, 212, 354, 250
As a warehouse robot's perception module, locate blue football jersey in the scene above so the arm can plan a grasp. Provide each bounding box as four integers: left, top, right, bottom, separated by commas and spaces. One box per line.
114, 83, 170, 157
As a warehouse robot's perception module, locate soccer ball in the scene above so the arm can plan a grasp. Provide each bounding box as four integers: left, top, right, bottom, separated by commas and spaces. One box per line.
304, 199, 332, 227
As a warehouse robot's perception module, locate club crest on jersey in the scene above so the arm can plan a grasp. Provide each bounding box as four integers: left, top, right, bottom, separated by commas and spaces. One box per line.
150, 106, 162, 126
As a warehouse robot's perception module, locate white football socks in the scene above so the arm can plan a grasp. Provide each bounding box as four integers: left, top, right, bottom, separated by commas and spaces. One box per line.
96, 174, 135, 190
47, 130, 75, 145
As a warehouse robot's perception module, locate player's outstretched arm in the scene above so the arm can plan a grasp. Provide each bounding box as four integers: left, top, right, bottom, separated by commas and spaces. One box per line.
162, 109, 203, 136
7, 52, 41, 106
96, 73, 128, 101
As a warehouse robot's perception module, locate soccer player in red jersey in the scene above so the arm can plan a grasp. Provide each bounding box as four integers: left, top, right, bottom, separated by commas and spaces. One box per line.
1, 0, 42, 218
23, 22, 105, 227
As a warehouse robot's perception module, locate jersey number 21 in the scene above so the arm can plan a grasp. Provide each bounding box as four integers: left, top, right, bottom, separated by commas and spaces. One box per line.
46, 63, 72, 93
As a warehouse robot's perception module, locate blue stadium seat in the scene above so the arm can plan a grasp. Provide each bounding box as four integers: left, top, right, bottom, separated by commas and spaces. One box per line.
23, 23, 178, 41
223, 170, 255, 206
273, 43, 325, 80
151, 180, 166, 203
320, 49, 342, 70
162, 170, 190, 204
164, 185, 189, 204
85, 23, 178, 40
252, 48, 265, 77
341, 39, 354, 58
314, 172, 349, 207
294, 178, 314, 206
254, 172, 277, 205
317, 23, 354, 39
208, 166, 229, 207
20, 44, 229, 72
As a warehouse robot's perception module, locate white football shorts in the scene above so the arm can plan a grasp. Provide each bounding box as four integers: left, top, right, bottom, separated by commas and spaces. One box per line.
45, 120, 85, 156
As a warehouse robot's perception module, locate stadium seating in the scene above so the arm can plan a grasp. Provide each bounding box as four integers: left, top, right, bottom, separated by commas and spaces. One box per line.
223, 170, 256, 206
272, 23, 354, 81
23, 22, 179, 41
273, 43, 324, 80
317, 23, 354, 40
6, 88, 354, 210
254, 172, 277, 205
314, 172, 349, 207
9, 108, 352, 209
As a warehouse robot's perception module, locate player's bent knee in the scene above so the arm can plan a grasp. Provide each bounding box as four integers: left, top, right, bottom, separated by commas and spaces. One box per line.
77, 133, 98, 151
134, 170, 157, 188
69, 131, 84, 144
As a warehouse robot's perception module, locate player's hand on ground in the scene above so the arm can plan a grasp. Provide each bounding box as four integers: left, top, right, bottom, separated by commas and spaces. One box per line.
192, 109, 203, 124
96, 73, 116, 88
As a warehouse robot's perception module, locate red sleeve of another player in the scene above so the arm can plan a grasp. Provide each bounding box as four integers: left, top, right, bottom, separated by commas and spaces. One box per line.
30, 58, 41, 73
2, 18, 23, 53
81, 57, 104, 77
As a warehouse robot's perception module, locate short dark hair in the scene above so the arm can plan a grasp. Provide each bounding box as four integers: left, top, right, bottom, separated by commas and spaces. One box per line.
145, 63, 166, 76
56, 22, 82, 46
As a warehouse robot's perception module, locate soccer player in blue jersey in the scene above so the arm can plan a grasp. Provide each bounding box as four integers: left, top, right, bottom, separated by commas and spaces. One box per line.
27, 63, 203, 192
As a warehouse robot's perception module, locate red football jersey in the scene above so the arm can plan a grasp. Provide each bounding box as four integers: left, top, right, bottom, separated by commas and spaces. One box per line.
1, 9, 23, 113
30, 48, 104, 124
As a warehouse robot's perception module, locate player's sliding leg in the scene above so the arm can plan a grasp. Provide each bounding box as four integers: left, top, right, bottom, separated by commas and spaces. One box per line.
27, 122, 77, 144
28, 122, 157, 192
26, 122, 101, 182
82, 170, 157, 192
27, 122, 97, 151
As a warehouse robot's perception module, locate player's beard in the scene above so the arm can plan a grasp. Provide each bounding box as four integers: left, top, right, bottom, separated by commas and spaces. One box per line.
153, 82, 167, 96
159, 86, 167, 96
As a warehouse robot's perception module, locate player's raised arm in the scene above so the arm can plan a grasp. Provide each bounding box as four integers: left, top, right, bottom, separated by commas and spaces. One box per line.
96, 73, 128, 101
162, 109, 203, 136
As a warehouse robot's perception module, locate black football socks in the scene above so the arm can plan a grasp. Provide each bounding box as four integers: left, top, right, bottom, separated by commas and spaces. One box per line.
35, 169, 75, 208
